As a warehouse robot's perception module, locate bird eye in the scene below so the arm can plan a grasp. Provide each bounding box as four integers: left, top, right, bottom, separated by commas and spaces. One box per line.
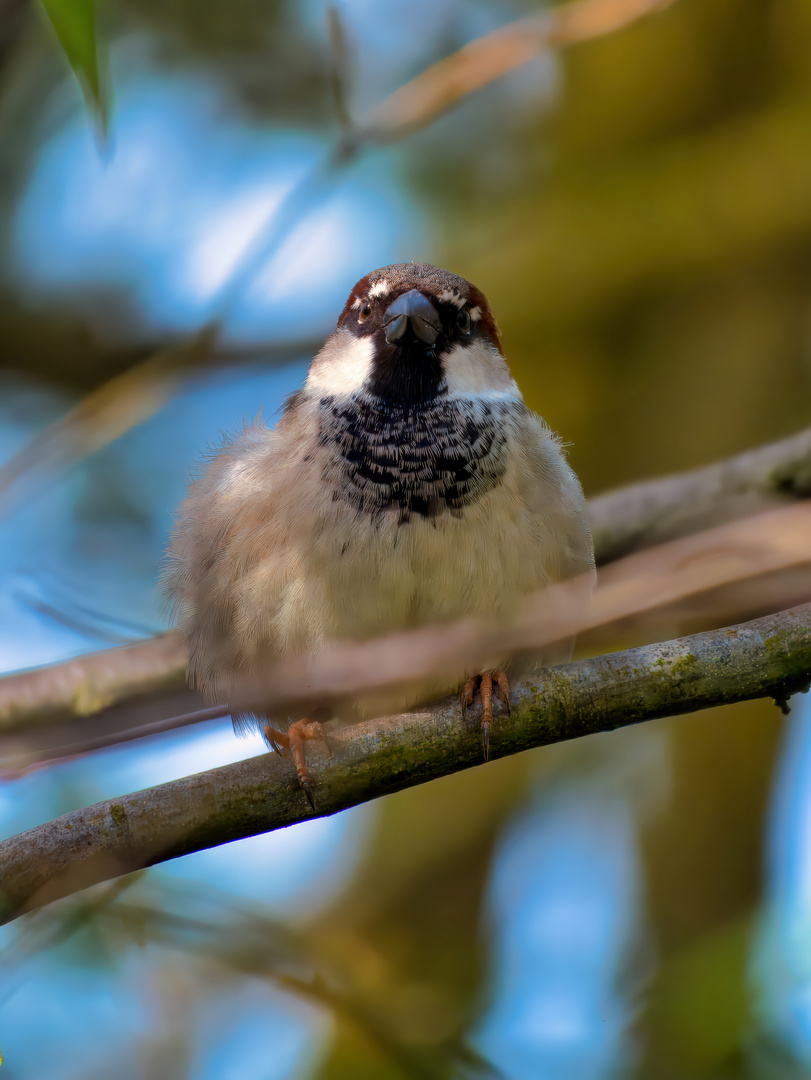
457, 309, 471, 334
358, 300, 372, 323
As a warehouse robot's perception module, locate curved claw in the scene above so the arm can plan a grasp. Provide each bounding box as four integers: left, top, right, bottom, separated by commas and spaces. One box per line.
482, 721, 491, 763
463, 670, 510, 762
494, 671, 511, 716
286, 717, 332, 810
302, 780, 316, 811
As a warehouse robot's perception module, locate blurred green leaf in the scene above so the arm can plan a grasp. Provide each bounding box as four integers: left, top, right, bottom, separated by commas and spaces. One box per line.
38, 0, 106, 129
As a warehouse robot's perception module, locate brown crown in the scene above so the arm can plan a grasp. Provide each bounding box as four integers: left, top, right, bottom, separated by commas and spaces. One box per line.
340, 263, 502, 352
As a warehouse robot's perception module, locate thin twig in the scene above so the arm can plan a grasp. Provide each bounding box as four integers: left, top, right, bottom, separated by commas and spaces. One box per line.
327, 6, 354, 133
0, 0, 678, 508
361, 0, 676, 141
0, 327, 218, 513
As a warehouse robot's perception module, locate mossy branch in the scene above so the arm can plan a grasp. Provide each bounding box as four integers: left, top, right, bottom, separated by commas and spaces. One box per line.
1, 603, 809, 925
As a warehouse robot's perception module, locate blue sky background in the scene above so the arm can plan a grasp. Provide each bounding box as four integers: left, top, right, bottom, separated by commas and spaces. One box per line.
0, 3, 810, 1077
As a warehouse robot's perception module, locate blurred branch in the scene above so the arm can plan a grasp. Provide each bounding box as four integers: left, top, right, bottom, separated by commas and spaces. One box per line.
0, 326, 218, 512
0, 0, 678, 507
0, 632, 190, 731
0, 332, 322, 511
326, 6, 354, 133
90, 882, 497, 1080
1, 425, 811, 765
361, 0, 676, 142
589, 423, 811, 563
1, 602, 808, 924
0, 0, 28, 80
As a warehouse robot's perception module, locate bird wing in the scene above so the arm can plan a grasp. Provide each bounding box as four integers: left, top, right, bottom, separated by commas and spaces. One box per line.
507, 410, 595, 671
162, 419, 283, 702
514, 410, 595, 582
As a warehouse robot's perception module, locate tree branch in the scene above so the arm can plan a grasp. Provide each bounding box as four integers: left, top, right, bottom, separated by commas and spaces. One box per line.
2, 425, 811, 753
588, 424, 811, 563
1, 604, 808, 925
0, 631, 191, 734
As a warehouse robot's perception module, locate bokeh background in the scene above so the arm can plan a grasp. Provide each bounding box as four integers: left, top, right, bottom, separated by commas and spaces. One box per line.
1, 0, 811, 1076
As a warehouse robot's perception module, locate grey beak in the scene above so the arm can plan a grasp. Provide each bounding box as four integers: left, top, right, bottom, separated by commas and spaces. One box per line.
383, 289, 441, 346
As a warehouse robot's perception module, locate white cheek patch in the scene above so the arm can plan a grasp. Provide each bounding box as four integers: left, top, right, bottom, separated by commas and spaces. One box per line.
369, 280, 391, 299
441, 339, 522, 401
307, 335, 374, 396
438, 289, 466, 309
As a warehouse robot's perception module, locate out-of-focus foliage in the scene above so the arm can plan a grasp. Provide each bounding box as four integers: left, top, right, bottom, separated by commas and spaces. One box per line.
38, 0, 106, 125
1, 1, 811, 1078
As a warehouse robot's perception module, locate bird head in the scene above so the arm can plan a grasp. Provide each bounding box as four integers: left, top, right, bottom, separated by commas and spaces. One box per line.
306, 263, 519, 404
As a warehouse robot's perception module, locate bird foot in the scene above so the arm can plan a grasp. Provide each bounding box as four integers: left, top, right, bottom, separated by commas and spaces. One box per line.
263, 716, 333, 810
461, 670, 511, 762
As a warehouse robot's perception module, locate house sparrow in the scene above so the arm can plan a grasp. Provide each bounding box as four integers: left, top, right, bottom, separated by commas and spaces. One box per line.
165, 263, 594, 806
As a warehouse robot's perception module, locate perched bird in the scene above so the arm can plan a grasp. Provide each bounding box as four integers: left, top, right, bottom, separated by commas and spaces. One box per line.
165, 263, 594, 806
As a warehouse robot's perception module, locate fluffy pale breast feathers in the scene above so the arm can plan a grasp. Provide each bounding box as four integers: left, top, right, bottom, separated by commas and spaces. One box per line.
163, 264, 595, 716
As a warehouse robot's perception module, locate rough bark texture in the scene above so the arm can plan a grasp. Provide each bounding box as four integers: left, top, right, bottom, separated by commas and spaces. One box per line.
1, 604, 809, 925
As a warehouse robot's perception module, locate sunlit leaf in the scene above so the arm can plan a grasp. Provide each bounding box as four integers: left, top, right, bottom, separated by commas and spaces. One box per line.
38, 0, 107, 129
